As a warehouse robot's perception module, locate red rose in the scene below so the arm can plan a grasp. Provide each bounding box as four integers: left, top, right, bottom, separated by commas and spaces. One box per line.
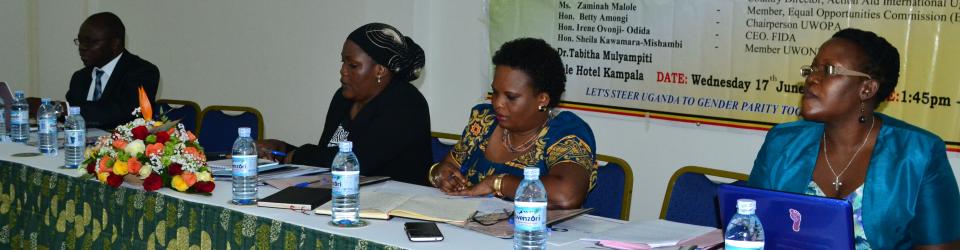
168, 163, 183, 176
86, 161, 96, 174
106, 173, 123, 188
155, 131, 170, 144
132, 126, 149, 140
143, 173, 162, 191
193, 181, 215, 193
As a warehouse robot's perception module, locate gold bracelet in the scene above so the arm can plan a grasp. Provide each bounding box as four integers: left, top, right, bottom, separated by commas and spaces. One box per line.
493, 174, 507, 197
428, 163, 441, 187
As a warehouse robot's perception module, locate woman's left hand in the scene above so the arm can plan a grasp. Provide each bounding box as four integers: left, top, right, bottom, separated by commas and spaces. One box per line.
445, 177, 494, 197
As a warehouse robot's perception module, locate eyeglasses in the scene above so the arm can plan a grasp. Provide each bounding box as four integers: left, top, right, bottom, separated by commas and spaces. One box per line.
73, 38, 106, 47
800, 65, 872, 79
470, 209, 513, 226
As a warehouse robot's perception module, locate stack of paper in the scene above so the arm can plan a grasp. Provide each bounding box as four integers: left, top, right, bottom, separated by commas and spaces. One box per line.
547, 218, 716, 248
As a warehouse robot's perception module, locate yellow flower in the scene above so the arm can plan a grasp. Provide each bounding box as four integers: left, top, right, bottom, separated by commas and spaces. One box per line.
171, 175, 189, 192
97, 172, 110, 183
84, 147, 96, 159
112, 160, 129, 175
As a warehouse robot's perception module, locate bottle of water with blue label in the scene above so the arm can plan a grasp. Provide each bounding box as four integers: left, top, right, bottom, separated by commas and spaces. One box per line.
10, 91, 28, 142
0, 95, 7, 141
37, 98, 58, 155
231, 127, 258, 205
330, 141, 366, 227
724, 199, 765, 250
64, 107, 85, 168
514, 167, 548, 250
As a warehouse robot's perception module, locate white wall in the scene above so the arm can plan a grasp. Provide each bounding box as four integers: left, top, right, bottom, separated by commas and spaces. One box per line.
3, 0, 958, 221
0, 0, 33, 94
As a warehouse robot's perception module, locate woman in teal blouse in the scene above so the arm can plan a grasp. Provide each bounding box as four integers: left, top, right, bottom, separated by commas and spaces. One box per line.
749, 28, 960, 249
429, 38, 597, 209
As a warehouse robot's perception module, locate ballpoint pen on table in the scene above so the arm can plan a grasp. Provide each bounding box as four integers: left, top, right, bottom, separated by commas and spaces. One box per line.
271, 150, 287, 157
293, 177, 328, 188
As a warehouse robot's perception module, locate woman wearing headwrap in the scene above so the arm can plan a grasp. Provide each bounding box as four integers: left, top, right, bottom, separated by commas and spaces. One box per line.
258, 23, 432, 186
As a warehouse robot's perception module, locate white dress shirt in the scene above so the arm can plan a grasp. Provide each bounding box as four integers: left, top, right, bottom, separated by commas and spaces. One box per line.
86, 53, 123, 101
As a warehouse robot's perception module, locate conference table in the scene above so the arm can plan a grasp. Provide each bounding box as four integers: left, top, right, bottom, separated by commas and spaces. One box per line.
0, 141, 710, 249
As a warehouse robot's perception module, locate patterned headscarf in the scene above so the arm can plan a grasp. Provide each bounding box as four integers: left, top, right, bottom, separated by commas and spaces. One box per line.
347, 23, 425, 82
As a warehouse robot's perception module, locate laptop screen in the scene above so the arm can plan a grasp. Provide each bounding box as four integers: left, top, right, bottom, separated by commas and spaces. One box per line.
717, 184, 855, 250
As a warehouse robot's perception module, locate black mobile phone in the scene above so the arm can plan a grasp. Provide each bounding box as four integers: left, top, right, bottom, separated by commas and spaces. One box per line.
404, 222, 444, 242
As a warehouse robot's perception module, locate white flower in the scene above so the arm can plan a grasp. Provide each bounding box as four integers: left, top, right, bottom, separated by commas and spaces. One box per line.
125, 140, 146, 156
139, 164, 153, 178
196, 171, 213, 182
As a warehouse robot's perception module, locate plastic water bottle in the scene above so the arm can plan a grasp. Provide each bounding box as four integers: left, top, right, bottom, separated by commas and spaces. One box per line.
0, 94, 7, 141
37, 98, 58, 155
514, 167, 548, 250
10, 91, 28, 142
724, 199, 766, 250
330, 141, 366, 227
64, 107, 86, 168
231, 127, 258, 205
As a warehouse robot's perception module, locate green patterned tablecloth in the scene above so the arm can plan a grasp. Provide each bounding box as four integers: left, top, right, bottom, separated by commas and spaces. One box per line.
0, 160, 401, 250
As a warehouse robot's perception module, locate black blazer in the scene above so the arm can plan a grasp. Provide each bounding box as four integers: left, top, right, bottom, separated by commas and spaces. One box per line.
65, 51, 159, 130
290, 80, 432, 186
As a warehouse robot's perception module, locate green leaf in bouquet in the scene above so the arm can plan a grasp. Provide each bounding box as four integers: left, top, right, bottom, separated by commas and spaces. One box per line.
168, 136, 181, 145
145, 134, 157, 144
161, 156, 171, 167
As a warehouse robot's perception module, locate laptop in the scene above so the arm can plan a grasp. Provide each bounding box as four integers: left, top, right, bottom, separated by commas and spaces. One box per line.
0, 82, 13, 127
717, 184, 855, 250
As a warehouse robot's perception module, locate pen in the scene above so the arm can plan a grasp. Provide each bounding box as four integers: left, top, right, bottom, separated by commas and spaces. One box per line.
294, 179, 325, 188
271, 150, 287, 157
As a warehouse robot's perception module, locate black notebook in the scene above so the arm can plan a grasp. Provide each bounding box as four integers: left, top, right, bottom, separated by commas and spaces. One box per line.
258, 187, 331, 211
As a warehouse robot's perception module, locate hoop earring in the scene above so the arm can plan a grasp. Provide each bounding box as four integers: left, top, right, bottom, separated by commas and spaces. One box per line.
858, 101, 866, 123
377, 75, 382, 84
537, 105, 547, 112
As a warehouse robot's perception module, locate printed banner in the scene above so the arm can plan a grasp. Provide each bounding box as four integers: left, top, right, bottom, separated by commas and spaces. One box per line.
489, 0, 960, 151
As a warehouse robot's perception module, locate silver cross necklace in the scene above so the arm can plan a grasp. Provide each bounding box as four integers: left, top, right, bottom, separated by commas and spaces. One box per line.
822, 116, 875, 191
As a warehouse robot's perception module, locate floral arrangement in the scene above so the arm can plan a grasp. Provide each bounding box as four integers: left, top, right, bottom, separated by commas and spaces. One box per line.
81, 87, 215, 193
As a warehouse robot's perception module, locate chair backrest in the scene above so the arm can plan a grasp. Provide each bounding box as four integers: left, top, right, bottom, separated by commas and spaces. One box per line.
659, 166, 749, 228
157, 99, 200, 133
27, 97, 67, 122
430, 132, 459, 164
198, 105, 264, 154
583, 154, 633, 220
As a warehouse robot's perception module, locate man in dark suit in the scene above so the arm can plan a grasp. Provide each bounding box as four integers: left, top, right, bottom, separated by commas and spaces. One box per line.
66, 12, 159, 130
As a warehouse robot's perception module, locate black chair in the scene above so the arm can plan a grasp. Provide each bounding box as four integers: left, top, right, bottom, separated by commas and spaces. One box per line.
198, 105, 263, 154
430, 132, 459, 163
157, 99, 200, 133
659, 166, 749, 228
583, 155, 633, 220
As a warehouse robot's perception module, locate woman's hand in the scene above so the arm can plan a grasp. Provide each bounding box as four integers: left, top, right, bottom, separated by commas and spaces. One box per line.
432, 163, 468, 193
446, 175, 494, 197
256, 139, 288, 162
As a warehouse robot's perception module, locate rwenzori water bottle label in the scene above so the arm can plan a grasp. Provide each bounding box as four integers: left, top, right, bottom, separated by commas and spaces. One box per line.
11, 111, 26, 125
232, 155, 257, 177
725, 240, 764, 250
514, 201, 547, 231
332, 171, 359, 196
66, 130, 84, 147
39, 119, 55, 133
